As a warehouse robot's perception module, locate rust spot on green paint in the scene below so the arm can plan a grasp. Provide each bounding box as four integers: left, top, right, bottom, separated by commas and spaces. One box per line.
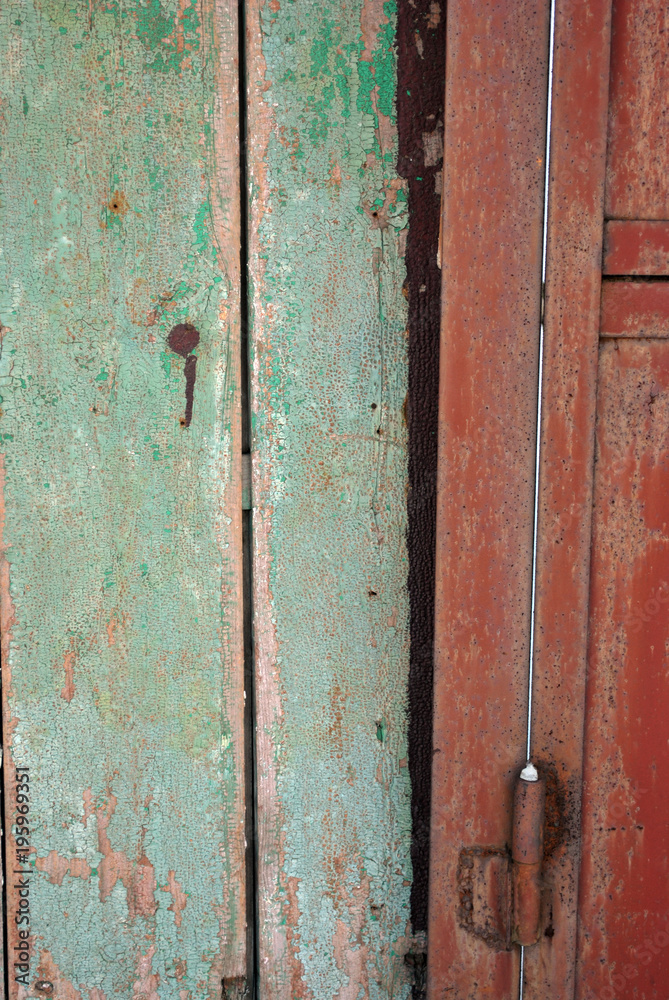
168, 322, 200, 426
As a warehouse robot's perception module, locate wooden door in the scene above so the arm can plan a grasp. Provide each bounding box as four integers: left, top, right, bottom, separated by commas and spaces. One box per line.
576, 0, 669, 994
428, 0, 669, 997
0, 1, 418, 998
245, 1, 416, 995
0, 3, 246, 998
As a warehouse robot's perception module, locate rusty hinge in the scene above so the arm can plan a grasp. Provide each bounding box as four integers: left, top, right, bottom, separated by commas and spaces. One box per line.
457, 765, 547, 950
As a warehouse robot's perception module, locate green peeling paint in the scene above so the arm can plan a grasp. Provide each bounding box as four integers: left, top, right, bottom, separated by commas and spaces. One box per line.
249, 0, 412, 995
0, 2, 243, 997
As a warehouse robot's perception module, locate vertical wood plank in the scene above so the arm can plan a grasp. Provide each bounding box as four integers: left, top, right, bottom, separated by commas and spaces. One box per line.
524, 3, 612, 994
0, 2, 245, 996
427, 2, 549, 995
246, 0, 414, 995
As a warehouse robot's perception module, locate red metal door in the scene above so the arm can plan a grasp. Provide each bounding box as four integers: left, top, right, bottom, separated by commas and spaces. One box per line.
576, 1, 669, 995
428, 0, 669, 996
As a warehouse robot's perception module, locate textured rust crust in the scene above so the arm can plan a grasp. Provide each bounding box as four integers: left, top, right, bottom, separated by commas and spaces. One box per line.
457, 848, 511, 953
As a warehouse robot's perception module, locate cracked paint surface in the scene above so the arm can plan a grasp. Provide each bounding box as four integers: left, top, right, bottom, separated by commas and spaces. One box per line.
247, 0, 413, 995
0, 1, 244, 996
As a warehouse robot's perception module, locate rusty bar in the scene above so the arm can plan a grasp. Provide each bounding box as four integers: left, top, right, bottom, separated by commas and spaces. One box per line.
600, 280, 669, 338
428, 1, 550, 995
512, 772, 546, 948
603, 220, 669, 275
522, 0, 613, 996
513, 865, 543, 950
513, 772, 546, 866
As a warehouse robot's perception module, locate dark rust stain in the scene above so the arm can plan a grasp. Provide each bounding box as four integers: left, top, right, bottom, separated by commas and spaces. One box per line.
538, 761, 567, 862
167, 323, 200, 428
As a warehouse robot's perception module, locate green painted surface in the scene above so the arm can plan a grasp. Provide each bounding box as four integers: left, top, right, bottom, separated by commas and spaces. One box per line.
248, 0, 414, 995
0, 2, 244, 997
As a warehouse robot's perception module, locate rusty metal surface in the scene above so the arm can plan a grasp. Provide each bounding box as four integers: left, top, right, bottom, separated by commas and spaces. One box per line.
605, 0, 669, 220
511, 777, 545, 948
457, 849, 511, 953
512, 778, 546, 867
576, 339, 669, 1000
511, 865, 543, 949
522, 1, 613, 995
427, 2, 550, 995
604, 221, 669, 275
601, 281, 669, 338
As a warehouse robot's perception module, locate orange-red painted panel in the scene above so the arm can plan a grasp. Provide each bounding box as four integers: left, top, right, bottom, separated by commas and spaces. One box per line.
577, 340, 669, 1000
604, 221, 669, 276
601, 281, 669, 338
605, 0, 669, 220
523, 2, 612, 996
428, 2, 549, 994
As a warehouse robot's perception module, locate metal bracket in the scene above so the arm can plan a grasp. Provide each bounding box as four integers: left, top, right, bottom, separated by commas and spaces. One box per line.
457, 768, 547, 951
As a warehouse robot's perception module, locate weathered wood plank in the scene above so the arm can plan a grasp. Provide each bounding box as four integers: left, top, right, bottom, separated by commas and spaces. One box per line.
0, 2, 245, 996
246, 0, 413, 995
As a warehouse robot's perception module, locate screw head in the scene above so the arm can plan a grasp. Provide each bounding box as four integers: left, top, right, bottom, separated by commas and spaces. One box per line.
34, 983, 53, 995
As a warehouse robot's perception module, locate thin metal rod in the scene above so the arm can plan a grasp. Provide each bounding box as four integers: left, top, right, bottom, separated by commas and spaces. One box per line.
520, 1, 557, 995
526, 0, 558, 767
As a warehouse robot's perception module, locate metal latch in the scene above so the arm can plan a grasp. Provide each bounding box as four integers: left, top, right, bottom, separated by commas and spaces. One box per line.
457, 765, 546, 950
